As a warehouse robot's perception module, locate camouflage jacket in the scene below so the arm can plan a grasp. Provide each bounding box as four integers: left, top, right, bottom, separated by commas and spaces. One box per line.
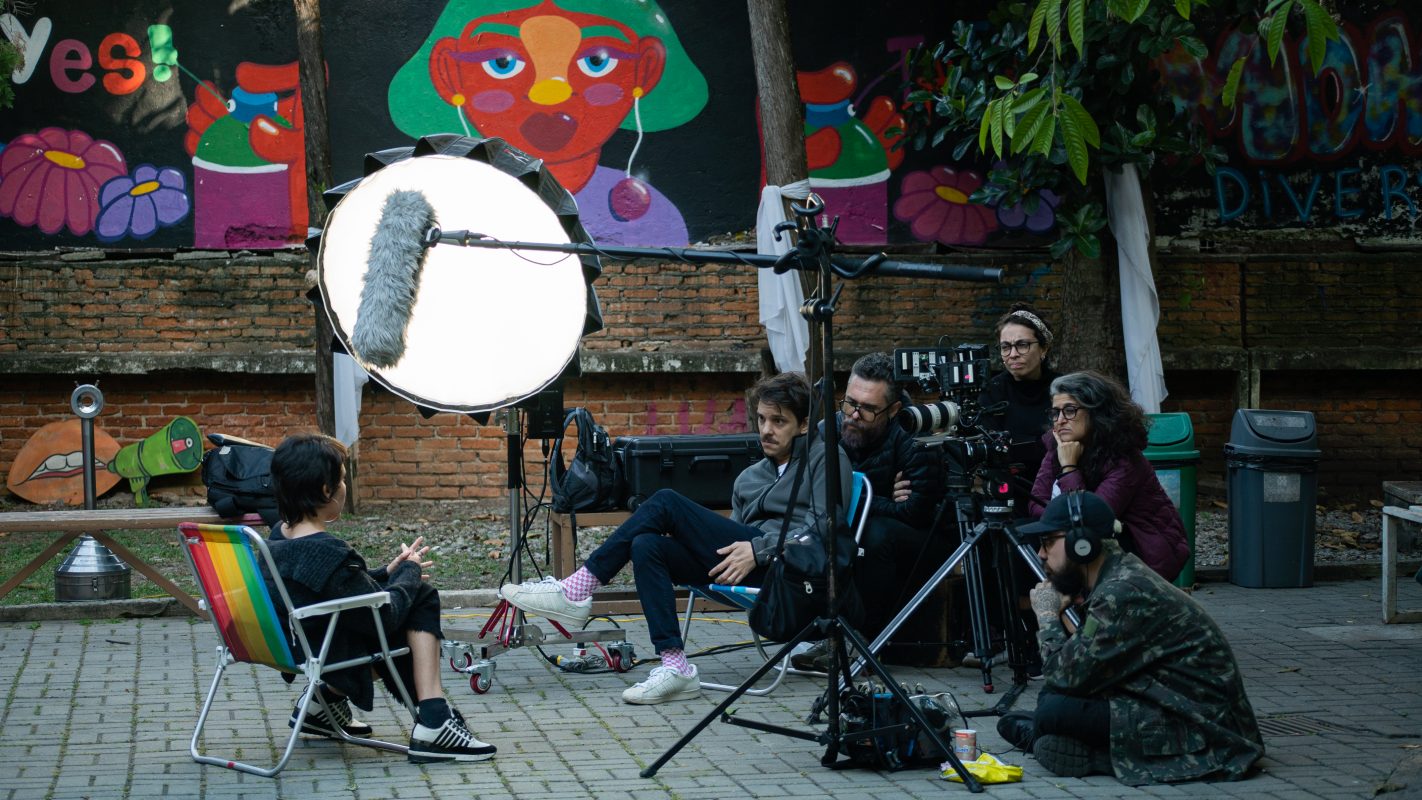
1037, 541, 1265, 785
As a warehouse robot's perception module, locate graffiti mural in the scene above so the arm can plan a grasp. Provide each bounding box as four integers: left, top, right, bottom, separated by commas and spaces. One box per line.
1156, 6, 1422, 236
387, 0, 708, 246
0, 5, 300, 249
2, 1, 1066, 253
183, 63, 308, 248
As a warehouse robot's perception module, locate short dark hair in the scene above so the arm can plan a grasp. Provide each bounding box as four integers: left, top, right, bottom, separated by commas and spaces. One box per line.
750, 371, 811, 424
850, 352, 895, 386
271, 433, 347, 525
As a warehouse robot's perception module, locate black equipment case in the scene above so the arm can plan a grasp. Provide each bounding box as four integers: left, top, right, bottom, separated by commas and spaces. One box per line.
613, 433, 763, 511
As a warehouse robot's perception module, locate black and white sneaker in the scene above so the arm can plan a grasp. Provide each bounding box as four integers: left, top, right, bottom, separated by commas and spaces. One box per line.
408, 709, 496, 763
289, 688, 373, 738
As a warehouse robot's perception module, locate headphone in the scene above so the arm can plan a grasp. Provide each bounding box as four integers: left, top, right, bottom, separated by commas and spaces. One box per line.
1064, 491, 1102, 564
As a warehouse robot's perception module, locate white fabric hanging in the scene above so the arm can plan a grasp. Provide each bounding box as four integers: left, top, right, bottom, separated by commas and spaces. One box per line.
1104, 164, 1168, 413
756, 181, 812, 374
332, 351, 370, 447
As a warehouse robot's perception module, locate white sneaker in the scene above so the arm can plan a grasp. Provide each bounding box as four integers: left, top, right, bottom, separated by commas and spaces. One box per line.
621, 665, 701, 705
498, 576, 591, 628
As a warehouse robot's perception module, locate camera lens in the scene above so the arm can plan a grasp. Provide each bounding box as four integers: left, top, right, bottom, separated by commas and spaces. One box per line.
896, 400, 959, 436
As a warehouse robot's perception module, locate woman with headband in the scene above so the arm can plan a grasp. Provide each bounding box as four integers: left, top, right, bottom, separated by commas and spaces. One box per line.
978, 302, 1061, 512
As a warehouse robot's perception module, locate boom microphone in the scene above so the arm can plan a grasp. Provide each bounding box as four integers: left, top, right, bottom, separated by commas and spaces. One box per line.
351, 189, 437, 369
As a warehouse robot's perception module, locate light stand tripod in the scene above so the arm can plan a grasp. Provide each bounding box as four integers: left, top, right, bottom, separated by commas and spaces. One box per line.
636, 202, 982, 790
442, 405, 632, 692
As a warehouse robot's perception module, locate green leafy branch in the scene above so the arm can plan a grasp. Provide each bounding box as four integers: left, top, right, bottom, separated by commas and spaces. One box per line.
1222, 0, 1338, 106
0, 37, 18, 110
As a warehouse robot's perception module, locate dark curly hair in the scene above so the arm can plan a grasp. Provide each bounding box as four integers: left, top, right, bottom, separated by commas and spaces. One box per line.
1049, 370, 1148, 485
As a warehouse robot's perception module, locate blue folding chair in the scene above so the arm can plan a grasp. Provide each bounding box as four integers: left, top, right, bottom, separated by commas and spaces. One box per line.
680, 471, 872, 695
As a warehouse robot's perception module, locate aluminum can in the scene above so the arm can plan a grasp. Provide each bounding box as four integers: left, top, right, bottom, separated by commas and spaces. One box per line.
953, 728, 978, 761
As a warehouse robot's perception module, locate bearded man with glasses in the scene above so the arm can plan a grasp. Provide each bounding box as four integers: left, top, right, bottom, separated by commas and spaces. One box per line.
791, 351, 945, 671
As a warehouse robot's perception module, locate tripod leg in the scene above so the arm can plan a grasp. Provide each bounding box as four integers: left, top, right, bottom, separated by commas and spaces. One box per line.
850, 527, 983, 681
641, 622, 822, 778
837, 620, 984, 793
962, 543, 997, 693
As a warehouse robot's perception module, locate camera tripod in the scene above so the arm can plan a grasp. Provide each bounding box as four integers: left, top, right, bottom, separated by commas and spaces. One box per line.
846, 467, 1083, 717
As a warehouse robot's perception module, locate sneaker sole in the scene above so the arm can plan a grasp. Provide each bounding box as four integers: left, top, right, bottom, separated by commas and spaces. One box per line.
290, 719, 373, 739
408, 747, 496, 764
501, 597, 590, 629
622, 687, 702, 705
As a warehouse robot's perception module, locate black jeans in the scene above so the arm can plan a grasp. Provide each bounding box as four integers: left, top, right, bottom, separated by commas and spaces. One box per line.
854, 515, 951, 635
1034, 689, 1111, 748
583, 489, 766, 654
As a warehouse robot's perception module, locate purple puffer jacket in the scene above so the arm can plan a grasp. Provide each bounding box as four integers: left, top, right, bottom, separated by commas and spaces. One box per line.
1028, 435, 1189, 582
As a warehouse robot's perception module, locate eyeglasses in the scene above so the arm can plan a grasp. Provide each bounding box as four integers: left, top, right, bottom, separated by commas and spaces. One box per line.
999, 339, 1039, 355
1048, 404, 1082, 421
1038, 533, 1066, 548
840, 397, 887, 422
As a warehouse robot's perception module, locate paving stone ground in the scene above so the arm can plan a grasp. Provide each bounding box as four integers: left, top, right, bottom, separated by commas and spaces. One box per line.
1, 574, 1420, 799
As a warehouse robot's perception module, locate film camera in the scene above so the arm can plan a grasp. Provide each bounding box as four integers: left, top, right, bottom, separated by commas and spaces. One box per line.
892, 344, 1014, 488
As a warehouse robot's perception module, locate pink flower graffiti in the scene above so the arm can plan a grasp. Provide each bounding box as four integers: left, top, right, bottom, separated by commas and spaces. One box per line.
0, 128, 128, 236
893, 166, 997, 246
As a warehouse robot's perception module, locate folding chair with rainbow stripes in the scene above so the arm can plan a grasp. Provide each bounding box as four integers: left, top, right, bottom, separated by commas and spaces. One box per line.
177, 522, 417, 777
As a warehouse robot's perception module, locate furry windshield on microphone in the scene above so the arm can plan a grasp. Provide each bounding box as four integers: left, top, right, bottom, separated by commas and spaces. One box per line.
352, 189, 438, 369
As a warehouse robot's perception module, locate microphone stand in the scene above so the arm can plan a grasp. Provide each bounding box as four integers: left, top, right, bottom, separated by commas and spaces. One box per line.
431, 201, 994, 790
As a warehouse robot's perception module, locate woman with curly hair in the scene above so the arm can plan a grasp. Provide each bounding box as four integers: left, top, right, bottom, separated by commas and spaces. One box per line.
1028, 371, 1188, 581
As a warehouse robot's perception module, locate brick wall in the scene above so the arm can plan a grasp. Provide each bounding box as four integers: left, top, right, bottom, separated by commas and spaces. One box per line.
1, 249, 1418, 507
0, 255, 312, 355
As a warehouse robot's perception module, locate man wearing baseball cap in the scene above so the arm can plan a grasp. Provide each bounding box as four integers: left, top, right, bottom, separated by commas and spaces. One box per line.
999, 490, 1264, 785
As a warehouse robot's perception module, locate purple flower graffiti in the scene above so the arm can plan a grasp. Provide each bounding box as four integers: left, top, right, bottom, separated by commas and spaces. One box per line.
95, 165, 191, 242
996, 188, 1061, 234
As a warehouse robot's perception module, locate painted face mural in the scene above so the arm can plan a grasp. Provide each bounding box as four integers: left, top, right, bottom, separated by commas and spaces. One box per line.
389, 0, 707, 246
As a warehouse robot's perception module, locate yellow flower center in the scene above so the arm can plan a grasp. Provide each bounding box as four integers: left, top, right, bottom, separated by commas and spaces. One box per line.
935, 185, 969, 204
44, 150, 86, 169
131, 180, 161, 196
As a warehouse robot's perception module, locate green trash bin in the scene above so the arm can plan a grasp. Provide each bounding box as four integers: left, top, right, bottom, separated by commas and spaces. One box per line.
1144, 413, 1200, 587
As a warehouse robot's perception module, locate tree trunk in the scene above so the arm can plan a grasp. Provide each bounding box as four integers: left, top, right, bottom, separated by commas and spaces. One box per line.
746, 0, 819, 376
1054, 247, 1125, 380
748, 0, 806, 189
293, 0, 332, 228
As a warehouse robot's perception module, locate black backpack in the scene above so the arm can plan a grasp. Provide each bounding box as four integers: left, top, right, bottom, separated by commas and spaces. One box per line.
201, 436, 281, 526
549, 408, 620, 514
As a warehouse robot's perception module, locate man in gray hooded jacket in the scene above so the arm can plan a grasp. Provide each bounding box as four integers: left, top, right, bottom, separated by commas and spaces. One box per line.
500, 371, 852, 704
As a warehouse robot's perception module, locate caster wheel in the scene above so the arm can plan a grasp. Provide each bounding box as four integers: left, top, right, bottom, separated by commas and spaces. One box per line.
470, 672, 493, 694
449, 652, 473, 671
608, 650, 624, 673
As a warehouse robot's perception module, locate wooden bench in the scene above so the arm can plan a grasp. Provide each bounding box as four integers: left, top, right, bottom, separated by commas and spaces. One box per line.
1382, 504, 1422, 624
0, 507, 264, 615
548, 508, 736, 614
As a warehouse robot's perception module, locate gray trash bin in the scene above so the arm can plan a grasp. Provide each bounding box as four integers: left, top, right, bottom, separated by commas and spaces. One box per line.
1226, 409, 1321, 588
